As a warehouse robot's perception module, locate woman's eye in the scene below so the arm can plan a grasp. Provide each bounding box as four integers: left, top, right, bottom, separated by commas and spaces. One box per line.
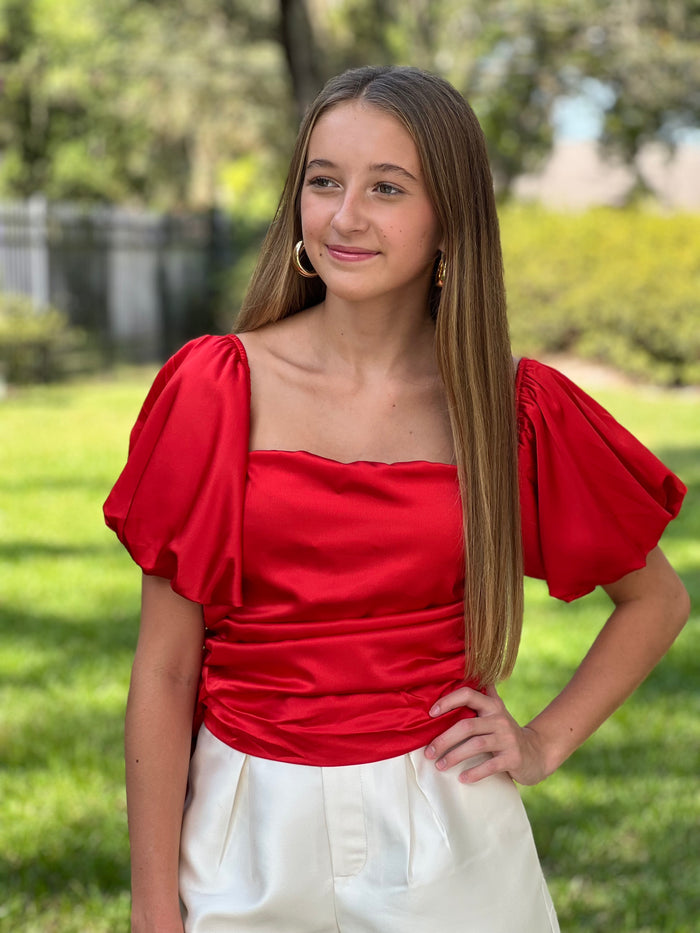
308, 176, 337, 189
375, 182, 402, 196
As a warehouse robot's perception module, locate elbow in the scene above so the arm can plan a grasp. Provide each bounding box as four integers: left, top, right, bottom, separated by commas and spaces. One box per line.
636, 548, 691, 636
672, 579, 691, 633
658, 569, 691, 643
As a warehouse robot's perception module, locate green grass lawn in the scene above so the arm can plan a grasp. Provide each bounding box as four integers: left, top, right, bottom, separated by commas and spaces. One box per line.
1, 369, 698, 933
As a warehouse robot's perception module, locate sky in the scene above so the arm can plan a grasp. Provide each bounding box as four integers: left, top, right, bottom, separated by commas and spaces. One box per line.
553, 78, 700, 145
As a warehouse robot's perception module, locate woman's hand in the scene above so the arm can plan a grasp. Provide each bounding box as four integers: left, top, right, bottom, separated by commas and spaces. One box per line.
425, 548, 689, 789
424, 685, 550, 786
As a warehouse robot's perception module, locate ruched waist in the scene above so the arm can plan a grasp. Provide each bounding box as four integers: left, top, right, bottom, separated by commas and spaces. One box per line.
198, 602, 481, 766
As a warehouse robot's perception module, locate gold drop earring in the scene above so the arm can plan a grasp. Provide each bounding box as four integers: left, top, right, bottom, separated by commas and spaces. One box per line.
435, 253, 446, 288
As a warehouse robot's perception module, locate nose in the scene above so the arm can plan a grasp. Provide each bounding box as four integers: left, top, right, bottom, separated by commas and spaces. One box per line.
331, 186, 368, 235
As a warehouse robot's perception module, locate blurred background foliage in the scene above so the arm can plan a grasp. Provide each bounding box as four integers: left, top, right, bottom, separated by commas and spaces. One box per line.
2, 0, 699, 208
503, 207, 700, 386
0, 0, 699, 385
1, 6, 699, 929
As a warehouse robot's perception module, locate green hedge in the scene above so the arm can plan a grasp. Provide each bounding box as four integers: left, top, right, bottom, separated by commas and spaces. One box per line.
216, 204, 699, 386
502, 206, 700, 386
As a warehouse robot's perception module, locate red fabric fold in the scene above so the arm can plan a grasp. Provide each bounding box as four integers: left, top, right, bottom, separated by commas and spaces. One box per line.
103, 335, 249, 607
516, 359, 686, 601
103, 337, 686, 765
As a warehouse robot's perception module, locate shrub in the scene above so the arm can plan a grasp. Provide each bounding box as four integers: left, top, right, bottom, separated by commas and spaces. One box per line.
213, 204, 699, 386
0, 293, 90, 384
502, 206, 700, 386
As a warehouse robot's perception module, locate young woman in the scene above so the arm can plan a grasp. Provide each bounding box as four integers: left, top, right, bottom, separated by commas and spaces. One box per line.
104, 66, 689, 933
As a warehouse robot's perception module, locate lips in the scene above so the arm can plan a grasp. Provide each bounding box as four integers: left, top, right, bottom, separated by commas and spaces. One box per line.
326, 244, 379, 262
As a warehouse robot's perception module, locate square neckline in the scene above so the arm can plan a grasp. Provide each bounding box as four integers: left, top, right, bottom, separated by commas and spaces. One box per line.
231, 332, 470, 469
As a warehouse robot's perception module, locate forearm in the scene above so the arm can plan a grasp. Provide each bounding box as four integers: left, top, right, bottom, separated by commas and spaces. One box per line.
126, 664, 199, 932
425, 549, 689, 786
529, 560, 689, 777
126, 575, 204, 933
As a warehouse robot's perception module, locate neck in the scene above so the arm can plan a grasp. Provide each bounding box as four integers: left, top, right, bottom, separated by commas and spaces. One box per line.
309, 294, 437, 381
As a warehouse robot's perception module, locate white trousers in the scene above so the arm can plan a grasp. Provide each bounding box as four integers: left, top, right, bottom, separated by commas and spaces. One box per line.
179, 726, 559, 933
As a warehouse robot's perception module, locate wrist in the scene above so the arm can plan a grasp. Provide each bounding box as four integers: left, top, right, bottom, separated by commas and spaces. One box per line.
524, 721, 571, 779
131, 903, 184, 933
132, 919, 183, 933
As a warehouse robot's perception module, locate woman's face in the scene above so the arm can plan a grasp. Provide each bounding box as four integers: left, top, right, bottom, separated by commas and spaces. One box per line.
299, 101, 443, 310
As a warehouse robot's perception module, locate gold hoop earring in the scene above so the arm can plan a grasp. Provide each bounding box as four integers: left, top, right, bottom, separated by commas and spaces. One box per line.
293, 240, 319, 278
435, 253, 447, 288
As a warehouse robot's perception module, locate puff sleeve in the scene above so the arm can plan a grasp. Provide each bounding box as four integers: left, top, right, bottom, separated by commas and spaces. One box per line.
103, 334, 250, 606
517, 359, 686, 602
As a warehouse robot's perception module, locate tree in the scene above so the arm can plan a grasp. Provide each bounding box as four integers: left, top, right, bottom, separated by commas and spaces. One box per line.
448, 1, 700, 192
278, 0, 326, 118
0, 0, 298, 206
322, 0, 700, 194
576, 1, 700, 159
1, 0, 698, 206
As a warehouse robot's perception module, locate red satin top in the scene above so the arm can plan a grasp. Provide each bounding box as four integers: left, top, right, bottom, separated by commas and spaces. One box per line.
103, 335, 685, 766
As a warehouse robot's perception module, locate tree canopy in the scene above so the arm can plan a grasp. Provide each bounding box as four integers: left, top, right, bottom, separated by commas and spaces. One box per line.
1, 0, 698, 207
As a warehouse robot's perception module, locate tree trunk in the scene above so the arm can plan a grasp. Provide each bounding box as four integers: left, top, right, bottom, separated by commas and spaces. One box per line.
278, 0, 325, 120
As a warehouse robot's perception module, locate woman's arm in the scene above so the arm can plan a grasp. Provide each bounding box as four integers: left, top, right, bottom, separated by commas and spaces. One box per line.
425, 546, 690, 784
126, 574, 204, 933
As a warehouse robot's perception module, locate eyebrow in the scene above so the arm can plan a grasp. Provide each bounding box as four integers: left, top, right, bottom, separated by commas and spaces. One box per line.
305, 158, 418, 183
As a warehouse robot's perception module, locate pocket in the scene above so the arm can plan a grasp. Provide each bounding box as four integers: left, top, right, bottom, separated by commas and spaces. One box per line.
406, 747, 493, 828
407, 747, 534, 866
403, 751, 455, 884
180, 726, 249, 892
406, 748, 559, 930
405, 752, 450, 841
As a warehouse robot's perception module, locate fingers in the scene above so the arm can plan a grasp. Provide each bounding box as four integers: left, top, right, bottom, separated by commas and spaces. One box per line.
425, 717, 501, 769
428, 684, 498, 718
458, 754, 506, 784
425, 683, 526, 780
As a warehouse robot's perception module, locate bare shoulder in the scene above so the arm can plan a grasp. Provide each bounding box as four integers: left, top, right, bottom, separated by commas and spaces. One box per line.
235, 309, 328, 452
236, 308, 321, 381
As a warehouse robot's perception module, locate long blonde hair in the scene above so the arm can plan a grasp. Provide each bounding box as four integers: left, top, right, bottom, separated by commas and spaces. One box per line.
236, 66, 523, 684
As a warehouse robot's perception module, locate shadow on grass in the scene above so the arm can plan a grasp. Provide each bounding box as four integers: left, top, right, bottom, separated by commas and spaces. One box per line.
532, 803, 698, 932
528, 749, 700, 926
0, 540, 117, 562
0, 812, 130, 905
2, 603, 132, 918
0, 608, 135, 916
0, 598, 137, 685
3, 685, 127, 770
513, 591, 699, 929
2, 475, 117, 494
519, 620, 700, 930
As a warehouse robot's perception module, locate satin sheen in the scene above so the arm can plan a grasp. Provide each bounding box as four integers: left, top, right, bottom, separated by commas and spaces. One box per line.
201, 450, 469, 764
104, 335, 686, 766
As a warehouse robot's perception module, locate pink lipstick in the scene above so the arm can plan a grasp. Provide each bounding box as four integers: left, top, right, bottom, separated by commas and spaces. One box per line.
326, 245, 379, 262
